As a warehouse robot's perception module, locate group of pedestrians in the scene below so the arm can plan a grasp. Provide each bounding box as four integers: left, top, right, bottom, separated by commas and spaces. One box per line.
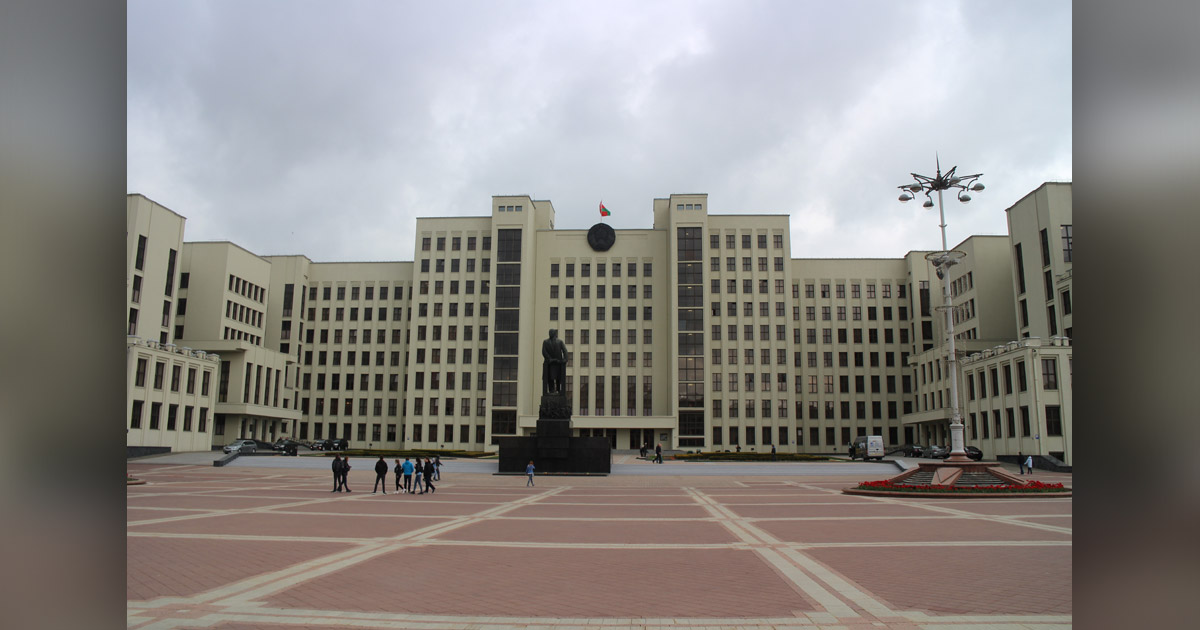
331, 454, 441, 495
639, 442, 664, 464
1017, 452, 1035, 475
330, 454, 353, 492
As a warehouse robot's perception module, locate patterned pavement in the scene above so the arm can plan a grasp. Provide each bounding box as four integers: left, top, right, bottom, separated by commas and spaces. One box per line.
127, 460, 1072, 629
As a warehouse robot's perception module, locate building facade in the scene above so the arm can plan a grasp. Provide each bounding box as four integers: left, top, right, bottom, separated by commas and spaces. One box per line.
126, 183, 1072, 464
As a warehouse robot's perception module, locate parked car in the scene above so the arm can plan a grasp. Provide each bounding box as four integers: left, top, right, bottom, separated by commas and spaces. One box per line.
273, 439, 301, 452
963, 445, 984, 461
902, 444, 924, 457
329, 438, 348, 450
925, 445, 947, 459
223, 439, 258, 454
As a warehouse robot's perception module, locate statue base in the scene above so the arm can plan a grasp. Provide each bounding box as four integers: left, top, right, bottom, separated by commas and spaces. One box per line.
497, 393, 611, 474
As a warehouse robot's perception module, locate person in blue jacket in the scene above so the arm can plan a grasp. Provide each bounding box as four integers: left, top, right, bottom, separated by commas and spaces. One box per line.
526, 460, 536, 487
401, 458, 415, 493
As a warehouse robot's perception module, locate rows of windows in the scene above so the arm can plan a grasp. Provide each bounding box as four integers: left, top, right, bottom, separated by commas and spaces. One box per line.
711, 425, 903, 448
797, 282, 900, 300
711, 277, 787, 293
225, 300, 264, 328
222, 328, 262, 345
422, 235, 491, 252
418, 257, 492, 275
962, 358, 1063, 400
310, 283, 408, 302
569, 375, 654, 416
306, 325, 423, 347
549, 306, 653, 322
129, 400, 210, 432
708, 232, 785, 250
132, 357, 214, 396
309, 303, 420, 322
227, 274, 264, 303
799, 305, 907, 321
550, 261, 653, 278
548, 284, 653, 300
297, 420, 487, 444
708, 256, 788, 273
792, 326, 912, 345
968, 404, 1064, 438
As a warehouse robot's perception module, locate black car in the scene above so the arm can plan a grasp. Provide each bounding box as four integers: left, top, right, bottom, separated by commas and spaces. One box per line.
963, 445, 984, 461
328, 438, 348, 450
273, 439, 302, 455
902, 444, 924, 457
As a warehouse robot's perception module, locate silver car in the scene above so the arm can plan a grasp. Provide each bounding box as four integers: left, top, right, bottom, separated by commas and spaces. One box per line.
223, 439, 258, 454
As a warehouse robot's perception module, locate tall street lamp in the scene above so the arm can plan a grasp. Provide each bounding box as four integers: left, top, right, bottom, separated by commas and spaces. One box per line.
897, 157, 984, 463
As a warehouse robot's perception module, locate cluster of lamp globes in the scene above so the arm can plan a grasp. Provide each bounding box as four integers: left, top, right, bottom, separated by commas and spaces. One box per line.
897, 180, 986, 206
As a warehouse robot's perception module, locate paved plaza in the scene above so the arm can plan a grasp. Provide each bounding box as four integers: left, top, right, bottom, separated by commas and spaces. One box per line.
128, 456, 1072, 629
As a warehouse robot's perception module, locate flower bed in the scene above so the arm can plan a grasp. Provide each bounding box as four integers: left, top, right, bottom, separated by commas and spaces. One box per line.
856, 479, 1066, 493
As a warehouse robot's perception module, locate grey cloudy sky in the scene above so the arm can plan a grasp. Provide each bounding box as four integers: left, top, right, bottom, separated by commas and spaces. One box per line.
128, 0, 1071, 263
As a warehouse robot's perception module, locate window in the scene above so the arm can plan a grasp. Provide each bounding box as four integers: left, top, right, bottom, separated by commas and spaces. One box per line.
1042, 358, 1058, 389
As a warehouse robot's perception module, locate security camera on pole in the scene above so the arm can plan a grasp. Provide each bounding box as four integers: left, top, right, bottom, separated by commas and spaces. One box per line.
896, 156, 984, 463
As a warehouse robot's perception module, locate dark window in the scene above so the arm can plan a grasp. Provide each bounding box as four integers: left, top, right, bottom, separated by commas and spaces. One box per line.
134, 235, 147, 271
497, 229, 522, 262
1015, 243, 1027, 294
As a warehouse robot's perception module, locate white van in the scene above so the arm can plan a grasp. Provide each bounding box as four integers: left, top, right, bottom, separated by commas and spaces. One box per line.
849, 435, 885, 461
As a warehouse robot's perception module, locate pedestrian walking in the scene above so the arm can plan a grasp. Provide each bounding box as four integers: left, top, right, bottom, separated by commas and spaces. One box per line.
640, 442, 648, 459
394, 459, 403, 492
341, 456, 352, 492
433, 455, 442, 481
526, 460, 536, 486
771, 444, 777, 461
373, 455, 389, 494
413, 463, 425, 494
1017, 451, 1025, 474
402, 458, 415, 493
1024, 454, 1034, 475
331, 455, 342, 492
654, 443, 663, 464
423, 458, 436, 493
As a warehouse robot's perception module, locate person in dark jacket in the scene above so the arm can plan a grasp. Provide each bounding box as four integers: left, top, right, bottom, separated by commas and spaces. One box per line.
433, 456, 442, 481
423, 458, 436, 493
394, 459, 403, 492
331, 455, 342, 492
340, 456, 352, 492
654, 443, 663, 464
373, 455, 388, 494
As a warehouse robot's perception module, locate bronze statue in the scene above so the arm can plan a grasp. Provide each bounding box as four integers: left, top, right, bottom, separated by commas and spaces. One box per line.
541, 328, 567, 395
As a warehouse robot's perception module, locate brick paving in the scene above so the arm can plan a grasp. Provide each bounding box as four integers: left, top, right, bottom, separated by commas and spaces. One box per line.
127, 461, 1072, 629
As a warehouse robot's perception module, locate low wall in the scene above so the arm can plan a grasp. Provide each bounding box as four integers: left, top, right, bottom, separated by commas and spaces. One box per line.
127, 446, 171, 459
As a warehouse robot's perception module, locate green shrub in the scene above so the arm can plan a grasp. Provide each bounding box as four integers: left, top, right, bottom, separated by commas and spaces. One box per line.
673, 451, 831, 462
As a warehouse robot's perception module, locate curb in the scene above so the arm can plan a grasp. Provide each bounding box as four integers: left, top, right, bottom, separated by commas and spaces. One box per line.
843, 488, 1071, 498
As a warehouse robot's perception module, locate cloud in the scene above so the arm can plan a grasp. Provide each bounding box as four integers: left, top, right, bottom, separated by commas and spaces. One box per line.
128, 0, 1071, 262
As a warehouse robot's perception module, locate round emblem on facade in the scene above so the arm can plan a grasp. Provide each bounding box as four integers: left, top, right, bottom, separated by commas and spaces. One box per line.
587, 222, 616, 251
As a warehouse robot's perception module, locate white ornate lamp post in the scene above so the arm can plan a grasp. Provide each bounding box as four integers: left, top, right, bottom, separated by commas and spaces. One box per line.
897, 157, 984, 463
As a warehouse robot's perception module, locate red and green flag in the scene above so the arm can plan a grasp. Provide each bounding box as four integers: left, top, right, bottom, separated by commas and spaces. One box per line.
599, 202, 610, 217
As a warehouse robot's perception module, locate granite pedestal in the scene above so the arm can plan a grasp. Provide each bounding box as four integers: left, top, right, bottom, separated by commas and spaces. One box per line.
497, 393, 611, 474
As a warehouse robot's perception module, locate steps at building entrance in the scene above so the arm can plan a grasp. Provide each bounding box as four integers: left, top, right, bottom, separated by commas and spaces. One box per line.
955, 471, 1006, 486
904, 470, 935, 485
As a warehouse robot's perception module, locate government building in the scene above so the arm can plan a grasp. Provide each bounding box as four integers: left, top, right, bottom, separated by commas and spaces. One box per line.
126, 182, 1072, 466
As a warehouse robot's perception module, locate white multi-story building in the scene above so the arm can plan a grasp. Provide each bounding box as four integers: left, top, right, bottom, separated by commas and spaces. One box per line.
126, 183, 1072, 465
